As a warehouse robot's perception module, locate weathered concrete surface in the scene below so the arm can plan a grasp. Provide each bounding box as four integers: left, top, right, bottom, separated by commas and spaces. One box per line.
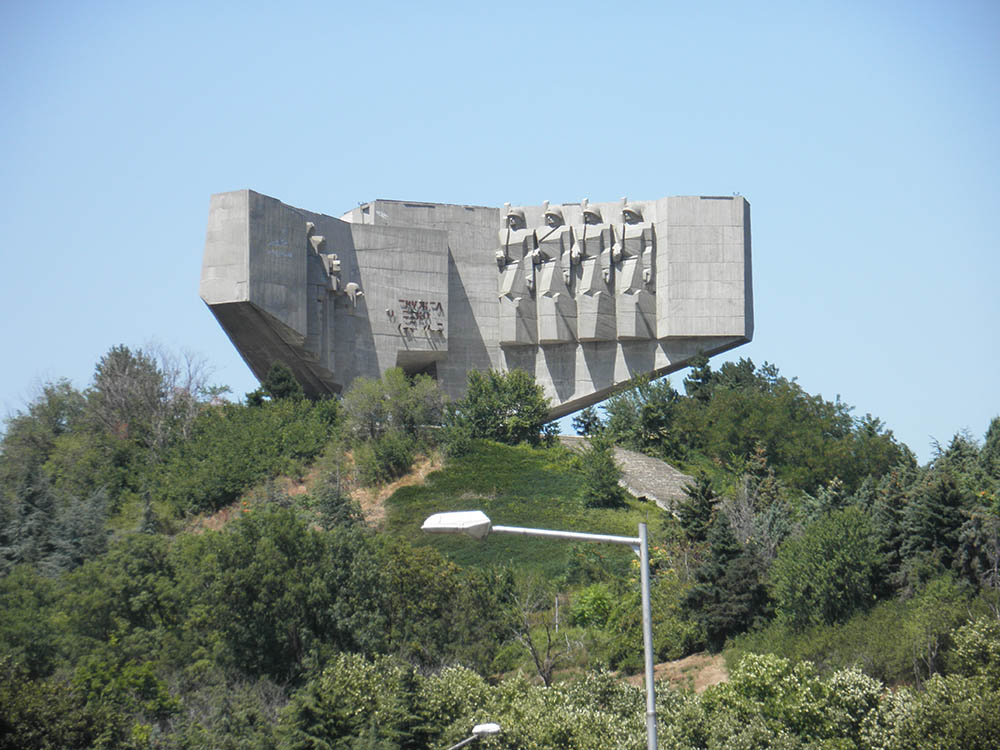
200, 191, 752, 418
559, 436, 693, 512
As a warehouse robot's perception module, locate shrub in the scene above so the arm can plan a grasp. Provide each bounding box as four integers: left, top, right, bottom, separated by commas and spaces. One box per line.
454, 369, 549, 446
354, 429, 415, 486
771, 506, 882, 630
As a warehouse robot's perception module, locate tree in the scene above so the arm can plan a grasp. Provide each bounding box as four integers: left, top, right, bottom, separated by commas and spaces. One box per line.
571, 406, 602, 436
770, 506, 882, 630
510, 576, 581, 686
343, 367, 442, 442
262, 361, 305, 402
575, 433, 626, 508
602, 375, 680, 456
452, 369, 549, 446
683, 511, 771, 650
87, 345, 167, 449
0, 380, 86, 523
901, 469, 969, 573
981, 416, 1000, 481
176, 505, 385, 683
678, 473, 716, 542
682, 353, 714, 402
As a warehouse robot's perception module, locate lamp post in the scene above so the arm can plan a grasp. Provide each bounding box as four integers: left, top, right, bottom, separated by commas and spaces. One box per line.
422, 511, 658, 750
444, 721, 502, 750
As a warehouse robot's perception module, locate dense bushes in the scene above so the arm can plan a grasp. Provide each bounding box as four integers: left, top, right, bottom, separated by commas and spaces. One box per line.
343, 367, 443, 484
448, 368, 551, 447
153, 397, 338, 514
269, 650, 1000, 749
770, 507, 883, 630
3, 345, 1000, 748
601, 358, 914, 494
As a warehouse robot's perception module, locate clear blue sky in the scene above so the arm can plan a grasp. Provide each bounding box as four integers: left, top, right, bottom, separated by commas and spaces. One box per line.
2, 0, 997, 464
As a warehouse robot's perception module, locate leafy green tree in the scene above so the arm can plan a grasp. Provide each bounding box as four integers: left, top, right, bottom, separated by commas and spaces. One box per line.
343, 367, 442, 442
452, 369, 549, 446
154, 397, 336, 514
0, 380, 86, 519
602, 374, 680, 456
0, 567, 63, 678
354, 428, 415, 485
0, 658, 130, 750
951, 616, 1000, 683
770, 506, 882, 630
63, 532, 181, 660
672, 358, 913, 494
888, 673, 1000, 749
277, 654, 425, 750
177, 505, 386, 683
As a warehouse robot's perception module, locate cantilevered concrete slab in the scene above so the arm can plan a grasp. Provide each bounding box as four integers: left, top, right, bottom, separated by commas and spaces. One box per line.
200, 191, 753, 418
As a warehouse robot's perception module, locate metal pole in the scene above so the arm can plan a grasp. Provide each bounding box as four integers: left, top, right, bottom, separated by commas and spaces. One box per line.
639, 522, 658, 749
428, 517, 658, 749
444, 736, 478, 750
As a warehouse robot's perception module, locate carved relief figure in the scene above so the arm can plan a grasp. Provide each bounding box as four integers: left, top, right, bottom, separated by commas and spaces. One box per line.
614, 202, 656, 339
497, 205, 537, 345
534, 202, 576, 343
573, 200, 616, 341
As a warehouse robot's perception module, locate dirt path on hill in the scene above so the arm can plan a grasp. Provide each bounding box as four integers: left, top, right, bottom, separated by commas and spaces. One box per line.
626, 652, 729, 693
351, 453, 441, 528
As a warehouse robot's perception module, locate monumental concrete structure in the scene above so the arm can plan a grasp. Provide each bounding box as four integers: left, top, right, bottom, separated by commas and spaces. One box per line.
200, 191, 753, 419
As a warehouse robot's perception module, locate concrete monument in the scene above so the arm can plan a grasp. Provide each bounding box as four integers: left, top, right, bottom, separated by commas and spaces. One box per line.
200, 191, 753, 419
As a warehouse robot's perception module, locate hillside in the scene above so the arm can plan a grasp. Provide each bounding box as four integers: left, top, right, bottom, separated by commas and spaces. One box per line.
2, 348, 999, 748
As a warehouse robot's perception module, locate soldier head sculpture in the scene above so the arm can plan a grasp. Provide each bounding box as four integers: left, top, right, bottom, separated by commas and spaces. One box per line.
543, 205, 564, 227
505, 206, 527, 231
623, 205, 643, 224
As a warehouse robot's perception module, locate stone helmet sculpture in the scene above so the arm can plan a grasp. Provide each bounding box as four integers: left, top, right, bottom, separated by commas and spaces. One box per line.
583, 203, 603, 225
505, 205, 527, 230
623, 204, 643, 223
543, 204, 565, 227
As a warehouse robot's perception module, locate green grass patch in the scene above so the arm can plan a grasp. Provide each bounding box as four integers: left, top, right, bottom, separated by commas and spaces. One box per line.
384, 440, 660, 580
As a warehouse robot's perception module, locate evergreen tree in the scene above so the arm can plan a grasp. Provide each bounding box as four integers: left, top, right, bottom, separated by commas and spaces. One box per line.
682, 354, 714, 402
981, 416, 1000, 482
901, 470, 969, 573
602, 375, 680, 456
870, 465, 915, 589
571, 406, 602, 436
576, 433, 626, 509
262, 361, 306, 401
678, 473, 716, 542
683, 511, 770, 650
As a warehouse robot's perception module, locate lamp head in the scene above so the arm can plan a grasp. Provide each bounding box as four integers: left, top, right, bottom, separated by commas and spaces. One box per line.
421, 510, 493, 540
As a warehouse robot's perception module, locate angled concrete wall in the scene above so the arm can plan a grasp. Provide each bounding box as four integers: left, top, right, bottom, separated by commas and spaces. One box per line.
200, 191, 753, 417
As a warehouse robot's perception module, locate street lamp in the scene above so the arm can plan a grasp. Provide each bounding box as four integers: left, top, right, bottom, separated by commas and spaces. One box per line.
444, 721, 502, 750
422, 511, 658, 750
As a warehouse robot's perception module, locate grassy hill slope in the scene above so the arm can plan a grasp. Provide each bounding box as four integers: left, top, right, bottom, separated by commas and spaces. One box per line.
383, 441, 662, 579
